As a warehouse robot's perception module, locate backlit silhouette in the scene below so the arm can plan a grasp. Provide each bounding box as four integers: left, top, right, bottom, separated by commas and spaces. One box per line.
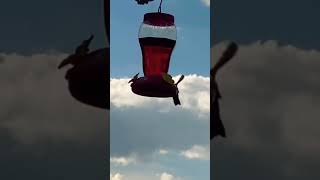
58, 0, 110, 109
211, 42, 238, 139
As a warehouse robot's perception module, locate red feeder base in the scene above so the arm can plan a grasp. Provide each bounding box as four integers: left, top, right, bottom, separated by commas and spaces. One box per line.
130, 75, 181, 105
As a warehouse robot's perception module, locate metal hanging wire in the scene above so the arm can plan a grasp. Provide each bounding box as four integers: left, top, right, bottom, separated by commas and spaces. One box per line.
158, 0, 163, 13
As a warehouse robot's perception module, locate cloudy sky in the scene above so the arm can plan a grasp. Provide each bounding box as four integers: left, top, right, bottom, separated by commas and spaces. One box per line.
110, 0, 210, 179
212, 0, 320, 179
0, 53, 108, 179
0, 0, 108, 179
1, 0, 320, 180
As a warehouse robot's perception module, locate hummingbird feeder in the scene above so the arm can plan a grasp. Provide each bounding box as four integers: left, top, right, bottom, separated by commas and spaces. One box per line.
129, 1, 184, 105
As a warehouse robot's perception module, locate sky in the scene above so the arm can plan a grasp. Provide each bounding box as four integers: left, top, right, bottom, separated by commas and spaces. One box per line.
211, 0, 320, 179
1, 0, 320, 180
0, 53, 108, 179
110, 0, 210, 180
0, 0, 108, 179
110, 0, 210, 78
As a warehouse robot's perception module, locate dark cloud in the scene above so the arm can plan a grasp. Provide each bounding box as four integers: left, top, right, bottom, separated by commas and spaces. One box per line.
212, 0, 320, 50
0, 53, 109, 179
0, 55, 5, 63
0, 0, 106, 54
211, 41, 320, 179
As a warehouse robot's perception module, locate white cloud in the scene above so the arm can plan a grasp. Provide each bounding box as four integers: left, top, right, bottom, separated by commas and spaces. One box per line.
110, 74, 209, 115
181, 145, 209, 160
201, 0, 210, 7
110, 156, 136, 166
109, 172, 180, 180
160, 172, 175, 180
110, 173, 124, 180
110, 75, 209, 160
159, 149, 169, 155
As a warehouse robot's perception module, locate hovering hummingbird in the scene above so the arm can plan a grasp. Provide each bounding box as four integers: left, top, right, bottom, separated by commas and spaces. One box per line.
211, 42, 238, 139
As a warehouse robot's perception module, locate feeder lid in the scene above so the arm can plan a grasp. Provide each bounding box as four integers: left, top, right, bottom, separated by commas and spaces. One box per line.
143, 12, 174, 26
